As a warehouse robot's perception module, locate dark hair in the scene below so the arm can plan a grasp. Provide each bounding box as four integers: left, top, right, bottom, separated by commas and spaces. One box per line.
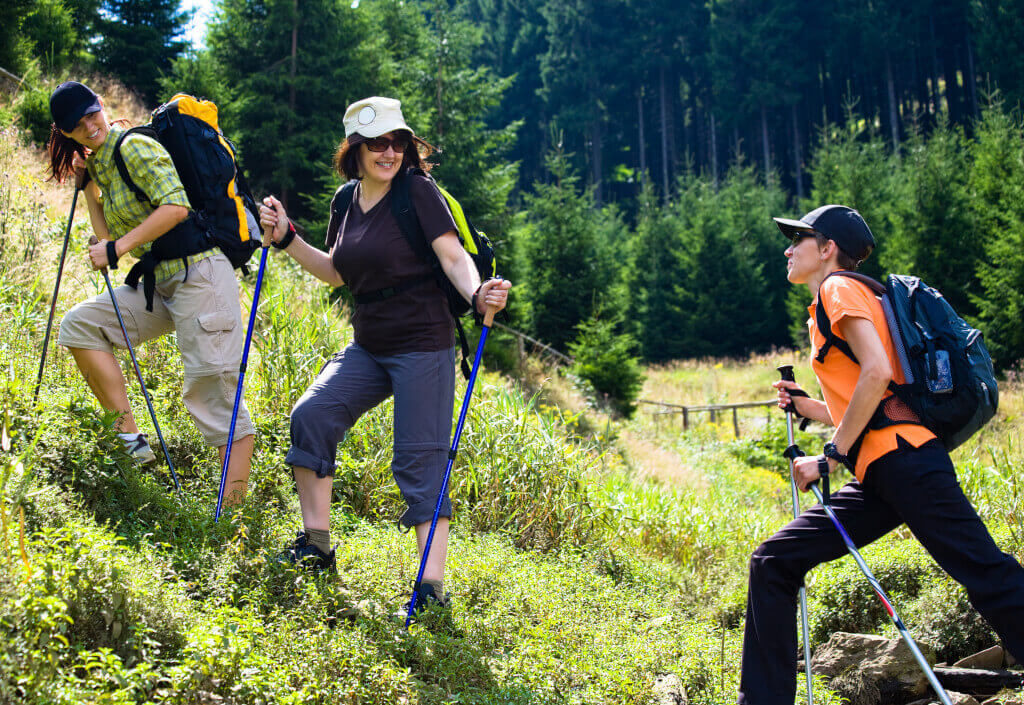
46, 116, 131, 183
815, 233, 868, 271
46, 125, 85, 183
332, 130, 436, 181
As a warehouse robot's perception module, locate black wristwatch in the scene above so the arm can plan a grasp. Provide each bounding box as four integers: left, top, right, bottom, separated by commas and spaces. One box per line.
823, 442, 852, 470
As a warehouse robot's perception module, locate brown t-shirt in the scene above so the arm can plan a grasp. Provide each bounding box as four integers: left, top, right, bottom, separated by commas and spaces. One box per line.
326, 174, 457, 355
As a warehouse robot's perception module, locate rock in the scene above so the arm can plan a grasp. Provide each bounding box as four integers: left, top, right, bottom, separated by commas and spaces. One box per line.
981, 692, 1024, 705
955, 647, 1006, 671
652, 673, 688, 705
905, 693, 979, 705
811, 632, 936, 705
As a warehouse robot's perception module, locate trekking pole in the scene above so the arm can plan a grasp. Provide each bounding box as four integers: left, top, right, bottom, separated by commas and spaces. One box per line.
34, 179, 82, 402
805, 478, 953, 705
777, 385, 953, 705
213, 223, 272, 521
89, 236, 181, 498
777, 365, 815, 705
405, 300, 499, 629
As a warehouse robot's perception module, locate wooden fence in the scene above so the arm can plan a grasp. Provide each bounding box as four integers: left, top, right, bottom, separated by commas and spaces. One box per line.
487, 324, 775, 438
637, 398, 775, 438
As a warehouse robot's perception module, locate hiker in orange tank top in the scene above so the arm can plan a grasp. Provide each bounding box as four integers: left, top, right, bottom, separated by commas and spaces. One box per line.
737, 205, 1024, 705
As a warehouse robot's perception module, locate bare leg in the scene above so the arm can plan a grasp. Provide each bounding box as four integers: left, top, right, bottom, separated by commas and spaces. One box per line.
68, 347, 138, 432
293, 466, 333, 530
415, 517, 449, 583
217, 433, 255, 507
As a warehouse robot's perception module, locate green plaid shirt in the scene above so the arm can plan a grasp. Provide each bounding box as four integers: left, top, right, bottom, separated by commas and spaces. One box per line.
87, 124, 212, 282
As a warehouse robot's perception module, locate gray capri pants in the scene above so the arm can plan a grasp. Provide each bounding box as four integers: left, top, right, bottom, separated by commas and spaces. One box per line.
286, 343, 456, 529
56, 253, 255, 447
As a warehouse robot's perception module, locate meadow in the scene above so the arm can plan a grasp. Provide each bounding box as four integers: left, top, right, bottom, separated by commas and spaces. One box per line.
1, 93, 1022, 704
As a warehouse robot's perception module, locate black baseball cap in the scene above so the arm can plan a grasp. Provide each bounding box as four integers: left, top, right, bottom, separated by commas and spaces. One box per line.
50, 81, 102, 133
773, 204, 876, 262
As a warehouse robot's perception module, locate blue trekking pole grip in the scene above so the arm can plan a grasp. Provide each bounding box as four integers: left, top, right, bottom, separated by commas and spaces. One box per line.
405, 302, 498, 629
214, 222, 273, 521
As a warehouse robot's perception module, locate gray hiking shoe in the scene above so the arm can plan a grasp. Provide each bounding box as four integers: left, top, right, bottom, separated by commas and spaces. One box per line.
117, 432, 156, 464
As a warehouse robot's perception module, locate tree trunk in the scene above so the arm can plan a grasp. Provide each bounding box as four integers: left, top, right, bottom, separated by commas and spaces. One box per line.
942, 39, 962, 125
965, 28, 979, 120
760, 104, 771, 183
791, 103, 803, 200
660, 67, 669, 199
933, 667, 1024, 696
710, 111, 718, 190
283, 0, 298, 208
885, 51, 900, 153
929, 13, 943, 116
591, 120, 603, 206
638, 88, 646, 186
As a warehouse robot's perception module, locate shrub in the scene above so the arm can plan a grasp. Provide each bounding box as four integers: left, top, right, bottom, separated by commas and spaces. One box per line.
568, 310, 645, 418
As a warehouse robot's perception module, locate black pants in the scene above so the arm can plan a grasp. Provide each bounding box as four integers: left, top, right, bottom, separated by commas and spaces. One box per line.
738, 439, 1024, 705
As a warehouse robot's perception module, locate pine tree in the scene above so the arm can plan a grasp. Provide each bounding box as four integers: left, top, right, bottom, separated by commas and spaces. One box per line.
0, 0, 35, 72
514, 143, 618, 350
95, 0, 190, 101
970, 103, 1024, 369
207, 0, 380, 222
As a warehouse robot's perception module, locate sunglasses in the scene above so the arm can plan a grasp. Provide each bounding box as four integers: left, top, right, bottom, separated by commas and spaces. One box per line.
364, 135, 410, 153
789, 229, 821, 244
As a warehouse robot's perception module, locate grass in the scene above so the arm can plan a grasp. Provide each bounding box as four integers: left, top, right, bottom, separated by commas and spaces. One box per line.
2, 85, 1023, 704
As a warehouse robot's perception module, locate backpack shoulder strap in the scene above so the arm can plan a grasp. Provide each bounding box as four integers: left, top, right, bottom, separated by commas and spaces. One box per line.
112, 126, 160, 207
389, 169, 434, 263
327, 180, 358, 249
813, 270, 885, 364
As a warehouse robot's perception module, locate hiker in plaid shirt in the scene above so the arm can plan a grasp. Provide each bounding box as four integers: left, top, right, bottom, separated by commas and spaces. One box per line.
47, 81, 255, 506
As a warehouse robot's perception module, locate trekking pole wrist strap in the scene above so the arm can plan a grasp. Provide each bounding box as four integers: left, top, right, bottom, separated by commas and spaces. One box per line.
272, 220, 297, 250
106, 240, 120, 270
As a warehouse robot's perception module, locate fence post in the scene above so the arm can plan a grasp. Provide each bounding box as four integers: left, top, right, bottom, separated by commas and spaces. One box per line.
683, 408, 689, 430
733, 407, 740, 437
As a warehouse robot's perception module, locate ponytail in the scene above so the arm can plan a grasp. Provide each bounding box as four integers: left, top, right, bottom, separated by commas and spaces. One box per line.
47, 124, 84, 184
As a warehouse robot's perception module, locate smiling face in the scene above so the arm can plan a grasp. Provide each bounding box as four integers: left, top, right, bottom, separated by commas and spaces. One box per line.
357, 130, 406, 186
61, 107, 110, 150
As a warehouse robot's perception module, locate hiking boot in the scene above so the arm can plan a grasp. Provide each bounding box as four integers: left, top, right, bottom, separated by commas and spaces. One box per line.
118, 432, 156, 464
396, 581, 451, 622
277, 531, 336, 573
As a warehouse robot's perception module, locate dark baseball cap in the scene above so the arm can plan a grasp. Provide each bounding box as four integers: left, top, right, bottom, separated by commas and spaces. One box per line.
773, 204, 876, 262
50, 81, 102, 133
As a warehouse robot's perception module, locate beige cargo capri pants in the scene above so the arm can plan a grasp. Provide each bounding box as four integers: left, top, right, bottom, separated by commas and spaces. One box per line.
57, 253, 255, 447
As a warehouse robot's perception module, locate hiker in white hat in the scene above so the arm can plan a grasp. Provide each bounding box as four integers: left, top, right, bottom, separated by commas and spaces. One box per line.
258, 96, 510, 617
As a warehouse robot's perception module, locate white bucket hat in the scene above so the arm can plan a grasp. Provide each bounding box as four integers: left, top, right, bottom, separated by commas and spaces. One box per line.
343, 96, 414, 139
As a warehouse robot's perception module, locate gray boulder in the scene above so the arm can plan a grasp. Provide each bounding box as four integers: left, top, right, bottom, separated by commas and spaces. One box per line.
811, 632, 937, 705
